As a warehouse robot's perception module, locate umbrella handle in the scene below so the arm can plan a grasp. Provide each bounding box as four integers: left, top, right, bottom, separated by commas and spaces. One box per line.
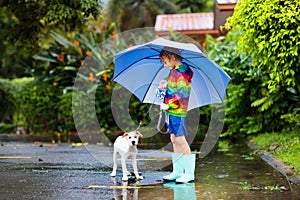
157, 111, 169, 134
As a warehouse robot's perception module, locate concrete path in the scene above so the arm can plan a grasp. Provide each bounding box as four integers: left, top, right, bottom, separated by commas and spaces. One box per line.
1, 142, 299, 200
0, 142, 172, 199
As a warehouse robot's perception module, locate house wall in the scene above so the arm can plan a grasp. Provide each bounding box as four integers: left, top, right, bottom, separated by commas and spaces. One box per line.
213, 1, 235, 30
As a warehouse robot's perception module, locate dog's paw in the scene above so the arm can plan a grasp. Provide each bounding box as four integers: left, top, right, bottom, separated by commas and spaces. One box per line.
122, 175, 128, 182
110, 171, 116, 177
136, 175, 143, 180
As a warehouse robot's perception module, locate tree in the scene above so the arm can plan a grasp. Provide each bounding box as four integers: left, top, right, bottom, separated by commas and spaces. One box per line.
173, 0, 213, 13
0, 0, 103, 78
225, 0, 300, 133
0, 0, 102, 45
226, 0, 300, 93
105, 0, 178, 31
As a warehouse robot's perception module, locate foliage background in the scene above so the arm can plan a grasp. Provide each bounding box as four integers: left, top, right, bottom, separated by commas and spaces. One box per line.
225, 0, 300, 135
0, 0, 102, 79
0, 0, 299, 146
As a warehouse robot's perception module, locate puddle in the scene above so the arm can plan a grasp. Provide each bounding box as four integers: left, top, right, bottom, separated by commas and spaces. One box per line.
189, 143, 298, 199
0, 142, 299, 199
101, 143, 300, 199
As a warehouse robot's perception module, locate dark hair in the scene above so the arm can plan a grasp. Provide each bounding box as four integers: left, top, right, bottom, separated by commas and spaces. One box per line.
159, 46, 181, 61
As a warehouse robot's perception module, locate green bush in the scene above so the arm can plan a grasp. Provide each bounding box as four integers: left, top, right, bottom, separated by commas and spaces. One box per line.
205, 31, 293, 136
57, 91, 76, 134
0, 123, 15, 134
205, 33, 258, 136
31, 24, 122, 135
204, 0, 300, 136
11, 78, 34, 127
20, 80, 59, 133
0, 79, 15, 123
225, 0, 300, 133
37, 26, 161, 136
226, 0, 300, 93
0, 69, 79, 135
0, 78, 32, 128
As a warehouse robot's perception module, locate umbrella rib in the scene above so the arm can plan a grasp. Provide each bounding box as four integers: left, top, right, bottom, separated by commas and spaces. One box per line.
145, 44, 161, 54
146, 44, 206, 60
185, 59, 223, 101
113, 55, 158, 81
141, 65, 165, 102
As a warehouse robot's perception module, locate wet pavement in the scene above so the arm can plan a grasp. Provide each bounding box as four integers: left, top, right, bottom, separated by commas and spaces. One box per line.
0, 142, 299, 200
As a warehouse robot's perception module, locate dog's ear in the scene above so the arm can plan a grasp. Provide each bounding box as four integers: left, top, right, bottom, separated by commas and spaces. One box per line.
136, 131, 143, 138
122, 132, 129, 137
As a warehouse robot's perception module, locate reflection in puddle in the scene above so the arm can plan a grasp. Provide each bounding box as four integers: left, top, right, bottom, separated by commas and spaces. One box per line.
163, 182, 196, 200
111, 178, 139, 200
103, 143, 299, 199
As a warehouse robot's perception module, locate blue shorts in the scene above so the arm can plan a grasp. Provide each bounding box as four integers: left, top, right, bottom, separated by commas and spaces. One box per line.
165, 114, 188, 137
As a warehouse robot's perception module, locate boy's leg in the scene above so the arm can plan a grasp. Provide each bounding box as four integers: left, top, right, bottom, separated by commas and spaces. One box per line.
170, 134, 191, 155
164, 116, 195, 182
170, 134, 195, 184
163, 152, 184, 182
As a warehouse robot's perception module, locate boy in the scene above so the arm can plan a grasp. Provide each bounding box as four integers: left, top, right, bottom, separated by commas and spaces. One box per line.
159, 46, 195, 184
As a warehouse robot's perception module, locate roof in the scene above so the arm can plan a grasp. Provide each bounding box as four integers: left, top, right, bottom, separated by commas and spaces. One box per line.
217, 0, 237, 3
154, 13, 214, 32
217, 0, 237, 10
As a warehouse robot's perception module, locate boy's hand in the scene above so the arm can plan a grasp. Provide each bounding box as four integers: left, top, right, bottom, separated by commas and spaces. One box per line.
159, 80, 168, 89
160, 103, 169, 110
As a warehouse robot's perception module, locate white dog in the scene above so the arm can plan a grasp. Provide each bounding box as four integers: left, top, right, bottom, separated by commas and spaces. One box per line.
111, 131, 144, 181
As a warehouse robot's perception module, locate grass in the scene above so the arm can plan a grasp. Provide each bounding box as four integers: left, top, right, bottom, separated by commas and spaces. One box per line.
238, 182, 285, 191
249, 131, 300, 175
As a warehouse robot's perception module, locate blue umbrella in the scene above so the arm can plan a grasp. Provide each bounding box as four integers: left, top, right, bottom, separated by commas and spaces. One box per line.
113, 38, 231, 110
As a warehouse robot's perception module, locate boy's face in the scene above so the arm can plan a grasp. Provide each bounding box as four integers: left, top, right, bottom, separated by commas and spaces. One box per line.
160, 55, 177, 70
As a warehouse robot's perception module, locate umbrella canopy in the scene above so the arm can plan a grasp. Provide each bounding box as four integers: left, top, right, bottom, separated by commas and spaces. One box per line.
113, 38, 231, 110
